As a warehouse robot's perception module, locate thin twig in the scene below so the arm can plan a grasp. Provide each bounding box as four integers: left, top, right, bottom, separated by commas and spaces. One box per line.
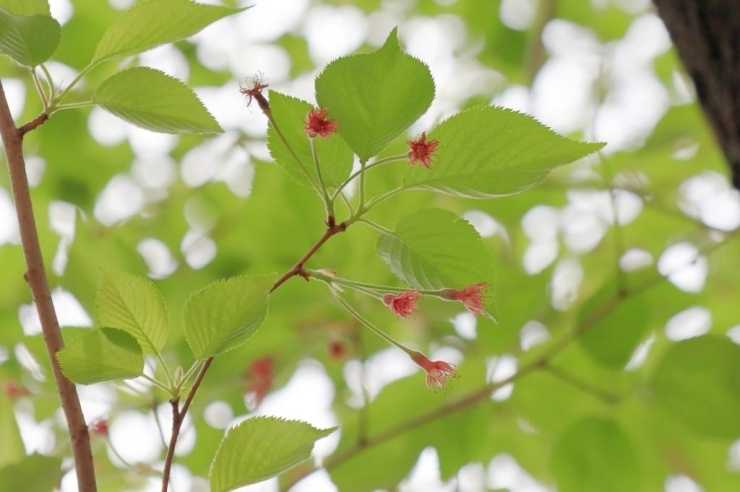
0, 81, 97, 490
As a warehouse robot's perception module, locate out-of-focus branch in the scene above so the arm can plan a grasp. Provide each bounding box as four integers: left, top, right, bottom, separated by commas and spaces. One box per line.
653, 0, 740, 190
0, 81, 97, 491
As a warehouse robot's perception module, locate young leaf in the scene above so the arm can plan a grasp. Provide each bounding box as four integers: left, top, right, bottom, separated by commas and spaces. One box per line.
315, 28, 435, 161
0, 9, 60, 67
183, 274, 276, 359
209, 416, 336, 492
97, 268, 170, 354
57, 328, 144, 384
267, 91, 353, 190
0, 0, 49, 16
376, 208, 495, 313
92, 0, 246, 64
402, 106, 605, 197
92, 67, 222, 134
577, 283, 650, 368
551, 417, 641, 492
0, 454, 63, 492
651, 335, 740, 438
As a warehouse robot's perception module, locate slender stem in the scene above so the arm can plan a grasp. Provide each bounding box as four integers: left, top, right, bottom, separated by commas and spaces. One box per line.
30, 70, 49, 107
51, 62, 98, 110
357, 218, 394, 235
270, 222, 347, 293
140, 373, 171, 393
358, 159, 367, 211
364, 186, 404, 210
331, 154, 406, 200
53, 101, 96, 111
266, 112, 321, 195
309, 136, 334, 222
161, 357, 213, 492
331, 289, 412, 355
0, 81, 97, 490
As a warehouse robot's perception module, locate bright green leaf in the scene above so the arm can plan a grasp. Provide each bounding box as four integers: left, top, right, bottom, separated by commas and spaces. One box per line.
651, 335, 740, 438
92, 0, 246, 64
0, 454, 63, 491
96, 268, 169, 354
551, 417, 641, 492
92, 67, 222, 134
578, 284, 650, 368
403, 106, 605, 197
57, 328, 144, 384
267, 91, 353, 190
315, 28, 435, 160
0, 391, 24, 467
183, 274, 276, 359
209, 416, 336, 492
0, 0, 49, 15
0, 9, 60, 67
376, 208, 495, 315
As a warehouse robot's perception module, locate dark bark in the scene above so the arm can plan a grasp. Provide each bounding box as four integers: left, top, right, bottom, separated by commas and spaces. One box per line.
653, 0, 740, 190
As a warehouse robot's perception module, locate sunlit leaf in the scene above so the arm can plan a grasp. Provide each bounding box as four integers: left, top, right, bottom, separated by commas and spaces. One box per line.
92, 0, 246, 63
315, 28, 435, 160
402, 106, 604, 197
578, 283, 650, 368
0, 0, 49, 16
92, 67, 222, 134
209, 416, 336, 492
97, 268, 170, 354
57, 328, 144, 384
0, 9, 60, 67
0, 454, 63, 491
651, 336, 740, 438
267, 91, 353, 190
183, 274, 276, 359
552, 417, 641, 492
376, 208, 495, 314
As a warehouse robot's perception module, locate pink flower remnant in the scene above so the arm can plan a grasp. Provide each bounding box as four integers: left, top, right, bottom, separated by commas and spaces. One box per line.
442, 282, 487, 315
305, 108, 339, 138
382, 291, 421, 318
407, 132, 439, 168
239, 74, 269, 112
411, 351, 458, 391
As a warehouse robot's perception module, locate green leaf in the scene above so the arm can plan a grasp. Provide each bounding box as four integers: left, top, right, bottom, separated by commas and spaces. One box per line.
0, 0, 49, 16
551, 417, 641, 492
578, 284, 650, 368
0, 391, 24, 467
402, 106, 605, 197
0, 9, 60, 67
209, 416, 336, 492
57, 328, 144, 384
92, 0, 246, 64
96, 268, 170, 354
92, 67, 222, 134
315, 28, 435, 161
183, 274, 276, 359
267, 91, 353, 190
651, 335, 740, 438
0, 454, 63, 491
376, 208, 495, 311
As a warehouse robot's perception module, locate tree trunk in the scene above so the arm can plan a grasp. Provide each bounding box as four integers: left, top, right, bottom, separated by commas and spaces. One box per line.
653, 0, 740, 190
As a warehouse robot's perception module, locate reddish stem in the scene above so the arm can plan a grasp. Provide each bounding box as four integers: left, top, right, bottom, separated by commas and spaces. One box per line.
0, 82, 97, 490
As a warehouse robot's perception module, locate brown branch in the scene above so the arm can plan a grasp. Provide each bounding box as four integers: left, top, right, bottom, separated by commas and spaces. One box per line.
160, 222, 348, 489
0, 81, 97, 490
18, 112, 49, 136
